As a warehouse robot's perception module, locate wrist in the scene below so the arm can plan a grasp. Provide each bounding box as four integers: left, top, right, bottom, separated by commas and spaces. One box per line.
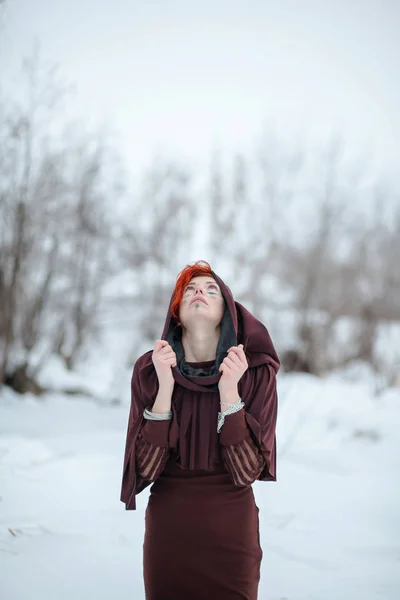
158, 380, 174, 393
219, 388, 240, 405
220, 402, 242, 413
217, 398, 245, 432
153, 383, 174, 413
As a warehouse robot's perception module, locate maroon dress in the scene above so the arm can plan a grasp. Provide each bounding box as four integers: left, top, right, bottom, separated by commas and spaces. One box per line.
139, 408, 264, 600
120, 270, 280, 600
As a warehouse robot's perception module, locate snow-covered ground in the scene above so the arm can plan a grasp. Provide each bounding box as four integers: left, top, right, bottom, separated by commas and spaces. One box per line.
1, 373, 399, 600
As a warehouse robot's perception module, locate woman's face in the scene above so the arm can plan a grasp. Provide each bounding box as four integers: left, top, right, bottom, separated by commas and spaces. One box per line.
179, 276, 225, 329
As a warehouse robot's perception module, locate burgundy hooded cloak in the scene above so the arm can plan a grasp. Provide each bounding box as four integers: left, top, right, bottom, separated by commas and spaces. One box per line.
120, 269, 280, 600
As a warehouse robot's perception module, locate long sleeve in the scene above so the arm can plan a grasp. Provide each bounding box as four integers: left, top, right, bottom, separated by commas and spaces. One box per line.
120, 356, 179, 510
136, 419, 171, 481
219, 409, 265, 487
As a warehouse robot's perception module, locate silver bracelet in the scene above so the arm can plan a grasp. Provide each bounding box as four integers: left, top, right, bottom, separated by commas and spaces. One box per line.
217, 399, 245, 433
143, 407, 172, 421
220, 400, 241, 406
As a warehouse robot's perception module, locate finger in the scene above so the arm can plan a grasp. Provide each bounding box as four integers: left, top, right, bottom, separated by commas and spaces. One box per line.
160, 352, 176, 361
223, 356, 237, 369
159, 354, 175, 364
154, 340, 169, 352
156, 344, 173, 355
156, 339, 169, 347
159, 345, 173, 355
225, 357, 240, 372
227, 345, 245, 356
227, 346, 247, 364
224, 354, 239, 365
227, 351, 241, 365
220, 363, 233, 376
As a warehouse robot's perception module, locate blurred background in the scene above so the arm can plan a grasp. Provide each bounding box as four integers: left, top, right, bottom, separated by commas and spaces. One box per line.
0, 1, 399, 599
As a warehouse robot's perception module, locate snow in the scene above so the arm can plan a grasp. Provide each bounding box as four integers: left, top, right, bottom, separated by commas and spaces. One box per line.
1, 374, 399, 600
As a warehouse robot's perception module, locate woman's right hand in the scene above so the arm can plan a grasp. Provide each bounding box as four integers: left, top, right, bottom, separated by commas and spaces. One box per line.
152, 340, 177, 389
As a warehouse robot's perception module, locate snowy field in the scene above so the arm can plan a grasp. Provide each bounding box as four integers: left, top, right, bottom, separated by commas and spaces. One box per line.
1, 373, 399, 600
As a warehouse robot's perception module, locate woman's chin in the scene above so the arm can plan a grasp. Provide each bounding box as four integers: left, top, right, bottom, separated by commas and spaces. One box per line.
182, 314, 220, 328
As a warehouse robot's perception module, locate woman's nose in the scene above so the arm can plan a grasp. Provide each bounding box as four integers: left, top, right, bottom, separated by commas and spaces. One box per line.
194, 287, 204, 295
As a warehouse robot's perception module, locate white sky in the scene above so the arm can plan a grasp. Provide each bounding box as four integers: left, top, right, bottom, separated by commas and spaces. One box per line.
1, 0, 399, 179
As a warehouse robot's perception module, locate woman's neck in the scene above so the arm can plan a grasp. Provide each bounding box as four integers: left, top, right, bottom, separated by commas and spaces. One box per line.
181, 326, 220, 362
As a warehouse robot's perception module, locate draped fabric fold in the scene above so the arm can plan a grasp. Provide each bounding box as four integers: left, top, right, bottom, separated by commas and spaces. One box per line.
239, 362, 278, 481
136, 437, 170, 481
221, 439, 265, 487
135, 419, 174, 483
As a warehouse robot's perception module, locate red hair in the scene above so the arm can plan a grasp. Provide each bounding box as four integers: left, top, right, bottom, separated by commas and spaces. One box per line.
170, 260, 214, 322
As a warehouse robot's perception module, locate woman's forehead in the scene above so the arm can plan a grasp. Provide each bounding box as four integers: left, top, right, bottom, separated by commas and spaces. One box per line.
188, 276, 218, 285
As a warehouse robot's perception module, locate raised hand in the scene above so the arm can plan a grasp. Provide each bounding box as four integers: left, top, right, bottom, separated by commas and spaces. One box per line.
218, 344, 248, 401
152, 340, 177, 389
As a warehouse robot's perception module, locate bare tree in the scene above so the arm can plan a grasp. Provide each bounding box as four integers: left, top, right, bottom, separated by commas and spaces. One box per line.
0, 51, 123, 392
204, 133, 399, 384
209, 152, 232, 260
118, 160, 196, 359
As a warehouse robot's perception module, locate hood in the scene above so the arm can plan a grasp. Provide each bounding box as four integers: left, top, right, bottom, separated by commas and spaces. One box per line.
160, 270, 280, 392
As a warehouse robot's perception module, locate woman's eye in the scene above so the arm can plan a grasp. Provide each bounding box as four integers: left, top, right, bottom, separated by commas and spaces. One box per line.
209, 284, 218, 290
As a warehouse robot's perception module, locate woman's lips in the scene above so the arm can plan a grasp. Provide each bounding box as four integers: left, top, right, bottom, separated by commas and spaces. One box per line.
190, 297, 208, 306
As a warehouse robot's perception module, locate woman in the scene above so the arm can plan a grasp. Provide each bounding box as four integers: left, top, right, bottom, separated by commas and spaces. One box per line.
120, 260, 280, 600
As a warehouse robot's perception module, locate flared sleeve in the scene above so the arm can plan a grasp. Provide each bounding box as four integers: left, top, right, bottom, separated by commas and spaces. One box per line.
235, 361, 279, 482
136, 420, 171, 481
219, 409, 265, 486
120, 357, 178, 510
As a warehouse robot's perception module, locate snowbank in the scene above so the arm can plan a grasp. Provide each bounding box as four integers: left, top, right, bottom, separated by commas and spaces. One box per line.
1, 373, 399, 600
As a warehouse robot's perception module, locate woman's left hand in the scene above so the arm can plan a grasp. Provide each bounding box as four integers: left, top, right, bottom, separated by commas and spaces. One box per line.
218, 344, 248, 399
